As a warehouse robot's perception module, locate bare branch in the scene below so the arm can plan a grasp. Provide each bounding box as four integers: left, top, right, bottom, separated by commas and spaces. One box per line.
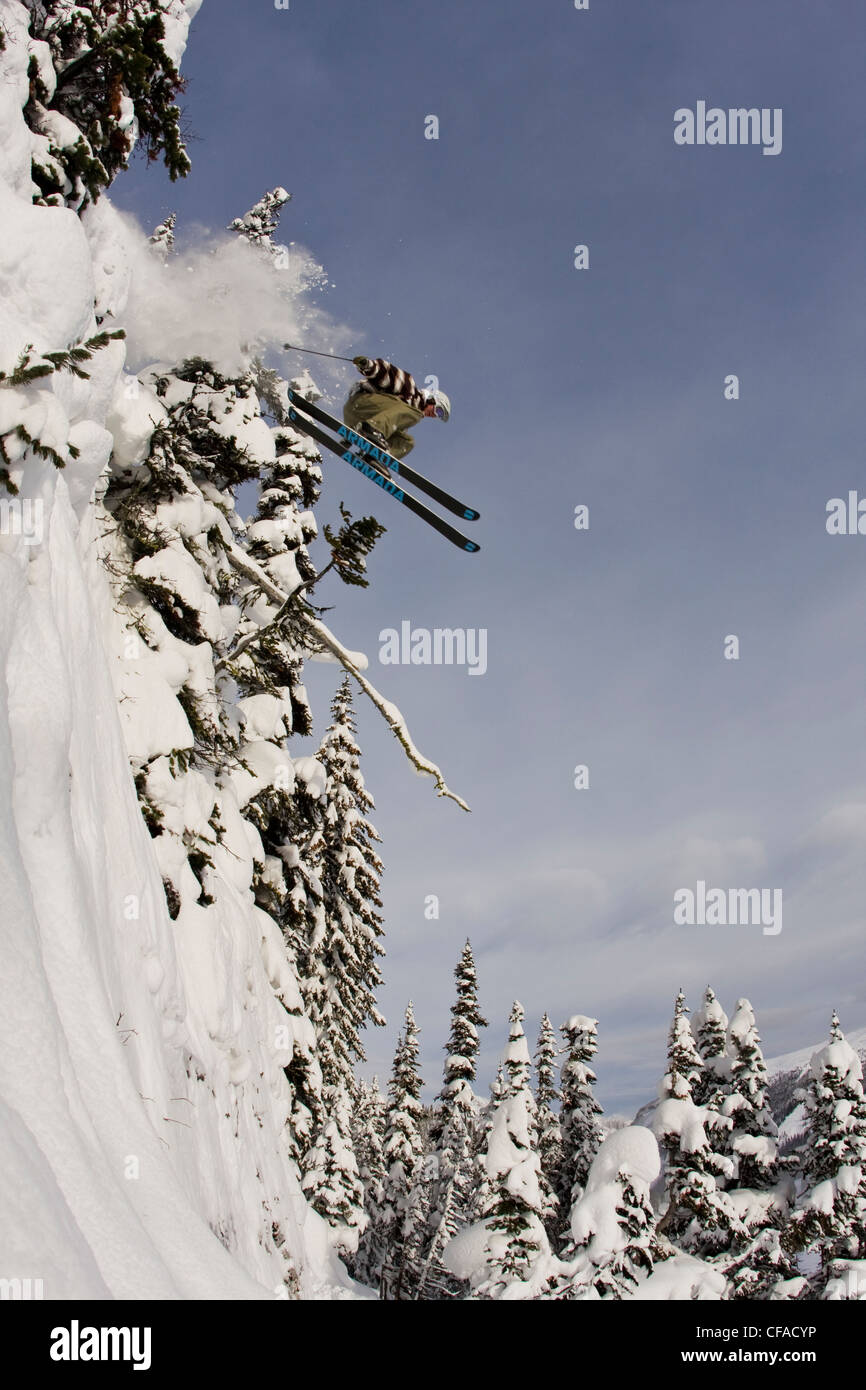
223, 544, 470, 811
215, 556, 339, 672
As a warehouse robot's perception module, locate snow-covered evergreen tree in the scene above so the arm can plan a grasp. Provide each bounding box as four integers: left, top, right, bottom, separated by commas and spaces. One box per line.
24, 0, 193, 211
102, 189, 353, 1167
653, 992, 739, 1255
417, 939, 492, 1295
549, 1127, 664, 1300
417, 939, 488, 1298
349, 1077, 388, 1285
692, 985, 730, 1107
722, 1219, 798, 1300
473, 1002, 549, 1297
229, 186, 292, 253
469, 1062, 504, 1223
301, 1082, 367, 1255
149, 211, 176, 258
313, 675, 386, 1071
295, 677, 386, 1248
379, 1004, 426, 1299
702, 1001, 798, 1297
225, 193, 384, 1201
429, 940, 488, 1152
534, 1012, 562, 1239
555, 1014, 603, 1241
787, 1014, 866, 1290
724, 998, 778, 1189
662, 989, 704, 1102
674, 992, 789, 1292
103, 343, 329, 1152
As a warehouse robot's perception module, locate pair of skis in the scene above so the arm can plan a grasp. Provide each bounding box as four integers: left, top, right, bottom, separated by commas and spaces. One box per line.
285, 389, 481, 553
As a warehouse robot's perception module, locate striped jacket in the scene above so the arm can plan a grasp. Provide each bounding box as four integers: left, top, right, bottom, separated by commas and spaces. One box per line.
354, 357, 432, 412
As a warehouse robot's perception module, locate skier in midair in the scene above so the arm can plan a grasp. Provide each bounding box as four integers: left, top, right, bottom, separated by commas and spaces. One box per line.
344, 356, 451, 463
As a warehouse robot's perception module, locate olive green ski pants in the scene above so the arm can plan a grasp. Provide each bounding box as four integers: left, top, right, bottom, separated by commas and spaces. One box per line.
342, 390, 424, 461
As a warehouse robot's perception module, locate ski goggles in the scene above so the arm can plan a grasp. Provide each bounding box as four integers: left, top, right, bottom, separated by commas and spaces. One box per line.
433, 404, 448, 420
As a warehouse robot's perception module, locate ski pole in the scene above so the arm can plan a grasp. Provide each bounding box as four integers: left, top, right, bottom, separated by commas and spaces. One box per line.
282, 342, 358, 364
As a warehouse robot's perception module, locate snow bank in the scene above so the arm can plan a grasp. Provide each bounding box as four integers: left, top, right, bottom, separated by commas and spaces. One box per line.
631, 1253, 726, 1301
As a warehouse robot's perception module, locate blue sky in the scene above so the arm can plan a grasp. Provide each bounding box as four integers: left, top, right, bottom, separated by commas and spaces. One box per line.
115, 0, 866, 1111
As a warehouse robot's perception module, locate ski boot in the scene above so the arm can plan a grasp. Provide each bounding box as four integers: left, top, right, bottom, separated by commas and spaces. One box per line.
358, 423, 392, 478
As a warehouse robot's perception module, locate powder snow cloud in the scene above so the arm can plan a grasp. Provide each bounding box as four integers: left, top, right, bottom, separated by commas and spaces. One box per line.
87, 203, 354, 391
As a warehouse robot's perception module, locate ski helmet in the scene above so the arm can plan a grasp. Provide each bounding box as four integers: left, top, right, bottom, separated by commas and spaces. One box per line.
431, 389, 451, 422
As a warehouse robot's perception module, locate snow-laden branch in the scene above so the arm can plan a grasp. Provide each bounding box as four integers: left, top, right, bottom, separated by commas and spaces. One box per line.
215, 579, 307, 672
224, 544, 471, 812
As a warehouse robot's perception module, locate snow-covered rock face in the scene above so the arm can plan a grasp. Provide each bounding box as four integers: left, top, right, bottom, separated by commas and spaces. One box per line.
0, 1, 352, 1301
0, 9, 110, 507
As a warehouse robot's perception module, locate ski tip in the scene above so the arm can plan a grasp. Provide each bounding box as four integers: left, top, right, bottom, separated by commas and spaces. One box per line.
464, 541, 481, 554
463, 508, 480, 521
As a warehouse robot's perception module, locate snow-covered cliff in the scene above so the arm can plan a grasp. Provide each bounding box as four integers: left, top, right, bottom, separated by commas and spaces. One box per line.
0, 0, 352, 1300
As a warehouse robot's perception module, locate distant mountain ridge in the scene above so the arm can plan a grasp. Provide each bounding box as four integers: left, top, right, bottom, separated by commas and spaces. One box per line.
764, 1026, 866, 1078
